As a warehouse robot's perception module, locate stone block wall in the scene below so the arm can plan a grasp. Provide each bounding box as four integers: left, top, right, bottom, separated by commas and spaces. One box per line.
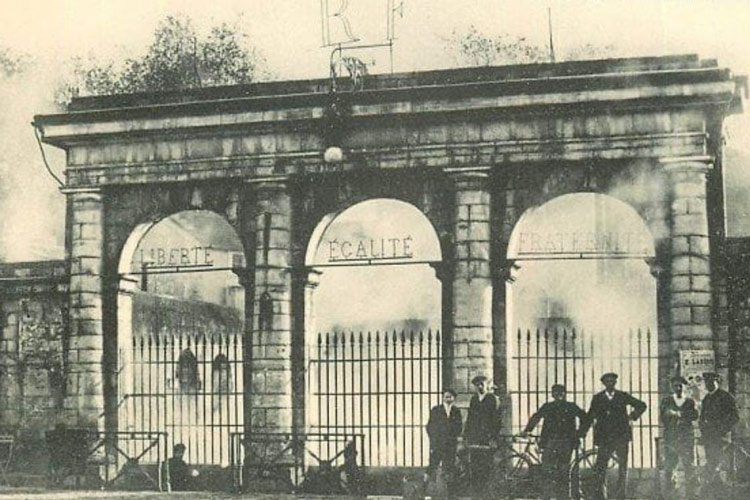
726, 238, 750, 438
0, 260, 68, 472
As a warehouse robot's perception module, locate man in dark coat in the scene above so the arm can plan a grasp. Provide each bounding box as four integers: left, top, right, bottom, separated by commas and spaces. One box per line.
699, 372, 739, 487
579, 372, 647, 500
660, 375, 698, 491
464, 375, 500, 493
523, 384, 588, 500
167, 443, 190, 491
425, 388, 463, 491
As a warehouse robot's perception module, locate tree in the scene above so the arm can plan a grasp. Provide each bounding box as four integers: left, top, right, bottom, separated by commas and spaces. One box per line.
0, 46, 29, 78
446, 25, 616, 67
56, 14, 266, 103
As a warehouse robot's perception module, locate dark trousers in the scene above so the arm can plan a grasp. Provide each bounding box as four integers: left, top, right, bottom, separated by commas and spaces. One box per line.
702, 436, 725, 485
427, 443, 457, 478
541, 441, 575, 500
594, 441, 629, 500
664, 436, 695, 488
468, 445, 492, 495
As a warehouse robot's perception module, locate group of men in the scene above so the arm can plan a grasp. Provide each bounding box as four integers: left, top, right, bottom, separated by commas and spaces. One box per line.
425, 371, 739, 499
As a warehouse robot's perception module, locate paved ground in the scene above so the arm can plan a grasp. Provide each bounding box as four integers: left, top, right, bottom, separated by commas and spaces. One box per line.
0, 489, 347, 500
0, 490, 658, 500
0, 489, 663, 500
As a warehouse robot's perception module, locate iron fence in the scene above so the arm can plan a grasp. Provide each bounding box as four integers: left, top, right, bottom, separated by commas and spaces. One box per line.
119, 332, 245, 466
308, 329, 442, 467
509, 328, 659, 469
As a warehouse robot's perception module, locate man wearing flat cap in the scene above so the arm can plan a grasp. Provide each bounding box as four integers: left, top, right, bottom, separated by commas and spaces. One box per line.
660, 375, 698, 492
699, 372, 739, 487
579, 372, 647, 499
522, 384, 588, 500
464, 375, 500, 493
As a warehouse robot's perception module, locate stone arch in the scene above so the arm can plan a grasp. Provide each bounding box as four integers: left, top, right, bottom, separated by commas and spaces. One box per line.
506, 192, 657, 261
304, 197, 445, 267
105, 182, 247, 277
294, 170, 452, 267
498, 162, 669, 254
301, 197, 445, 467
503, 191, 660, 466
113, 208, 248, 465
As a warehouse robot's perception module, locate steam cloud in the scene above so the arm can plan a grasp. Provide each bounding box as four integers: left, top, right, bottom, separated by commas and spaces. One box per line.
0, 62, 65, 262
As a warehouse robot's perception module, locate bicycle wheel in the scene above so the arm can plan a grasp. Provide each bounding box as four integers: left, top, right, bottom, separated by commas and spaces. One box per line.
487, 450, 534, 499
569, 449, 621, 500
711, 441, 750, 499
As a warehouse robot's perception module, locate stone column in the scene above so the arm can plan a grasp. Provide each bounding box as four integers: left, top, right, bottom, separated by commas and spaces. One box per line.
664, 160, 714, 364
66, 188, 105, 428
290, 268, 321, 433
448, 170, 493, 402
248, 178, 294, 433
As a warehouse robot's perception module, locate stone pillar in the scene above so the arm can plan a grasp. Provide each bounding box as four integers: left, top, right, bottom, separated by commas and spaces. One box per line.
664, 160, 714, 365
66, 188, 105, 428
448, 170, 493, 403
291, 268, 321, 433
248, 178, 294, 433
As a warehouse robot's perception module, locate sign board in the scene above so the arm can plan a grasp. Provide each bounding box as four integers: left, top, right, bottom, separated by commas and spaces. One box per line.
679, 349, 715, 406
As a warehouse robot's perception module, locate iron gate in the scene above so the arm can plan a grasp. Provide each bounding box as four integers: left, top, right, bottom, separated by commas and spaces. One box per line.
308, 329, 442, 467
509, 327, 659, 469
119, 294, 245, 466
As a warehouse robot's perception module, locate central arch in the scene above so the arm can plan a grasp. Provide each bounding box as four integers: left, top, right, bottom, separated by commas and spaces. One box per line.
304, 198, 443, 468
505, 192, 659, 469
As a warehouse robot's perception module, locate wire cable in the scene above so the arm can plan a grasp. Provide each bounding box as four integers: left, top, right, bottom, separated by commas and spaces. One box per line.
31, 122, 64, 188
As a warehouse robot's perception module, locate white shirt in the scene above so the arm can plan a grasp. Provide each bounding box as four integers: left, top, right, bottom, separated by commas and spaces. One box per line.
478, 392, 487, 402
673, 394, 686, 407
605, 391, 616, 400
443, 404, 453, 417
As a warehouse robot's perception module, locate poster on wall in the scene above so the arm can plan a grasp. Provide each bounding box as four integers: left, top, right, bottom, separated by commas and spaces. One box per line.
679, 349, 716, 405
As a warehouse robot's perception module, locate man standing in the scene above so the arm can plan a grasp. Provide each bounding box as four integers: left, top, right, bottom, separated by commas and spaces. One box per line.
464, 375, 500, 493
660, 375, 698, 492
522, 384, 588, 500
425, 389, 463, 492
698, 372, 739, 487
579, 373, 647, 500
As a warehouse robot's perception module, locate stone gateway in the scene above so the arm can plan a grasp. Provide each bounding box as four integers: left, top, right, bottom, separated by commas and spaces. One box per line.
1, 54, 749, 491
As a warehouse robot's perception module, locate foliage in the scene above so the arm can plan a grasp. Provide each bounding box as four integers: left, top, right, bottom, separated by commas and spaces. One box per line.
448, 25, 547, 66
0, 46, 30, 78
447, 25, 616, 67
56, 14, 266, 104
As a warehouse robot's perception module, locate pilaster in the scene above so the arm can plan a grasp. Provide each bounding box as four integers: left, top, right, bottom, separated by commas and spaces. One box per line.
65, 188, 105, 429
247, 177, 294, 432
663, 159, 715, 366
447, 170, 493, 403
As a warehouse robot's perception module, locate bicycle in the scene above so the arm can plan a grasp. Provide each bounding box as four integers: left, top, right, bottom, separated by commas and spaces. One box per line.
454, 434, 543, 498
568, 446, 622, 500
694, 438, 750, 500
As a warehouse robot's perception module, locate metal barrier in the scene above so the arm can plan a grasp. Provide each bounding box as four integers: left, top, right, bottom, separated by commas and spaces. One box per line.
510, 328, 659, 470
0, 434, 13, 485
310, 329, 442, 467
230, 431, 364, 493
46, 428, 168, 490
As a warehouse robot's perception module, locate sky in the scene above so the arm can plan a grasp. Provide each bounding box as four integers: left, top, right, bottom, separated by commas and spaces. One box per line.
1, 0, 749, 261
